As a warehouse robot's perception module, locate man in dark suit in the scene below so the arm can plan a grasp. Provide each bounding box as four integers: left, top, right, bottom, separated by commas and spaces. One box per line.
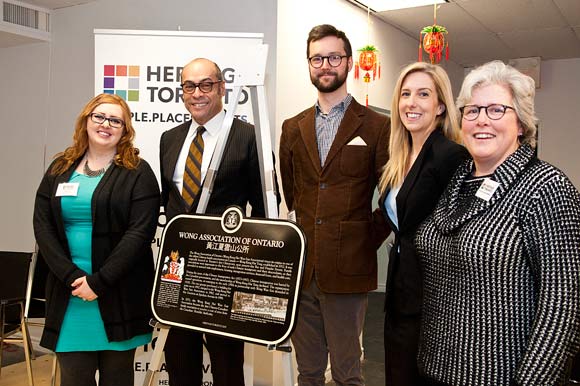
160, 57, 265, 386
279, 25, 390, 386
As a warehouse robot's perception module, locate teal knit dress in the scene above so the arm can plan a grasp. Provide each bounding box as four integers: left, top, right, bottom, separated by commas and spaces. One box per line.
56, 171, 151, 352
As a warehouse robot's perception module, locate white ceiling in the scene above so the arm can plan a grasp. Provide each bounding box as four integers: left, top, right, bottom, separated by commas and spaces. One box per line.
369, 0, 580, 67
2, 0, 580, 67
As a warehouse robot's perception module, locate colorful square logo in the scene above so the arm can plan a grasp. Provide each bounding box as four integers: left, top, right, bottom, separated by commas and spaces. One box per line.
103, 65, 140, 101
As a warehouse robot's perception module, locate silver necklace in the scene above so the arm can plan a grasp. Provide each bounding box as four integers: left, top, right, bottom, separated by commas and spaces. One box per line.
83, 157, 112, 177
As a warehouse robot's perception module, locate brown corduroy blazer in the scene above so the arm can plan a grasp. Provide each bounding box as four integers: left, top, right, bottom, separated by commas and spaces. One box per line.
279, 99, 391, 293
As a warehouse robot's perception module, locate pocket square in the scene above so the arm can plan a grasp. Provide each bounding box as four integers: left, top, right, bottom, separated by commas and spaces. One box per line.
347, 136, 367, 146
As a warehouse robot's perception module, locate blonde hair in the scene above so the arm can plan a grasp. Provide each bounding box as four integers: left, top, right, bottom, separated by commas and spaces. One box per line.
379, 62, 461, 193
456, 60, 537, 148
50, 93, 140, 175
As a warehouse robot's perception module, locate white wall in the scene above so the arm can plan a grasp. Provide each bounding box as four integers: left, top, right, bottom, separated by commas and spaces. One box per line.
535, 58, 580, 189
0, 42, 50, 251
275, 0, 464, 124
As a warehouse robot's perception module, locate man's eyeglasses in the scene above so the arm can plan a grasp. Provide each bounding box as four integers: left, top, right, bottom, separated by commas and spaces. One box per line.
90, 113, 124, 129
180, 80, 222, 94
460, 104, 515, 121
308, 55, 348, 69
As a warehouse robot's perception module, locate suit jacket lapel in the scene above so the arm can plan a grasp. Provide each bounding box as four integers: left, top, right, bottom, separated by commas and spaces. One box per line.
396, 129, 439, 231
298, 108, 323, 173
168, 122, 190, 176
379, 188, 399, 234
166, 122, 191, 211
192, 118, 240, 214
322, 101, 363, 171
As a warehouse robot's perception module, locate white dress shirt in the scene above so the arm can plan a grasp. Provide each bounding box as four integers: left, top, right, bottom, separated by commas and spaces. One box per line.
172, 110, 226, 194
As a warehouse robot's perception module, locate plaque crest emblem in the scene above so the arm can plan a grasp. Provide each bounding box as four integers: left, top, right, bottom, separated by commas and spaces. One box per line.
221, 206, 243, 233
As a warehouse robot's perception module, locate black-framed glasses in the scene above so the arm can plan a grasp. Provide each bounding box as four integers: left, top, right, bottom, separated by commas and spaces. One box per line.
308, 55, 348, 68
180, 80, 222, 94
89, 113, 124, 128
460, 104, 515, 121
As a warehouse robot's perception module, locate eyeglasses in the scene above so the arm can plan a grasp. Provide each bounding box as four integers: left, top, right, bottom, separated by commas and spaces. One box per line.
460, 104, 515, 121
89, 113, 125, 129
180, 80, 222, 94
308, 55, 348, 68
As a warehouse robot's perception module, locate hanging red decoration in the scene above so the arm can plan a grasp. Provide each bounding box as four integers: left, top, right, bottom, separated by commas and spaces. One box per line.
354, 45, 381, 106
359, 50, 375, 72
420, 25, 448, 64
355, 45, 381, 84
419, 4, 450, 64
355, 6, 381, 106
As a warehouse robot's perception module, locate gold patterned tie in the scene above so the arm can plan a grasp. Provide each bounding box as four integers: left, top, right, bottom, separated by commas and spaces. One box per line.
182, 126, 205, 209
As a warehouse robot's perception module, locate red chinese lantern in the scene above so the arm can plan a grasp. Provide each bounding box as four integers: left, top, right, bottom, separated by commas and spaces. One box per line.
359, 50, 375, 72
354, 45, 380, 84
419, 24, 449, 64
354, 45, 381, 106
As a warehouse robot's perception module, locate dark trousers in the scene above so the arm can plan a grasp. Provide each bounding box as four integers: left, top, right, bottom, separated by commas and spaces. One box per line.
164, 328, 245, 386
56, 349, 135, 386
384, 314, 429, 386
291, 280, 368, 386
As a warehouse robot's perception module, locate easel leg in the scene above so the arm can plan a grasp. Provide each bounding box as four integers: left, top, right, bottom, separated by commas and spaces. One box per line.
143, 325, 170, 386
269, 341, 294, 386
282, 351, 294, 386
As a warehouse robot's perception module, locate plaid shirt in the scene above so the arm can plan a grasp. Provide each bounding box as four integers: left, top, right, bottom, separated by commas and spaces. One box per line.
315, 93, 353, 166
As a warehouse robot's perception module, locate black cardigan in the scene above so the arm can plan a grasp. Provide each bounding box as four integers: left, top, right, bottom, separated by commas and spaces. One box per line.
33, 157, 160, 350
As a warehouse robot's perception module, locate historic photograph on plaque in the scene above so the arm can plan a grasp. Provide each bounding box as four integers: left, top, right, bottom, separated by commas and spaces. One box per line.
151, 206, 306, 346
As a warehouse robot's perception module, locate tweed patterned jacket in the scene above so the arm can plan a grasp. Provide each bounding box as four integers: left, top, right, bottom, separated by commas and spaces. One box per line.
415, 145, 580, 386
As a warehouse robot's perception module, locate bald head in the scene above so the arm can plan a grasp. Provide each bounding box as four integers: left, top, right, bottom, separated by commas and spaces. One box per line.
182, 58, 223, 82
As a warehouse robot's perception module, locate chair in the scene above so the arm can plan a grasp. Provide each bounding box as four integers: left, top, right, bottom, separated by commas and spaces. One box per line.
24, 248, 58, 386
0, 251, 34, 386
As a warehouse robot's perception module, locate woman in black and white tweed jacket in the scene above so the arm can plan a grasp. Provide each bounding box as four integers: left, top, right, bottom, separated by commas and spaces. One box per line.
415, 60, 580, 386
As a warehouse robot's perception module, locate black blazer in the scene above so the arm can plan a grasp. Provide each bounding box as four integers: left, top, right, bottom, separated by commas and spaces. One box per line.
33, 159, 160, 350
160, 118, 267, 221
380, 129, 468, 317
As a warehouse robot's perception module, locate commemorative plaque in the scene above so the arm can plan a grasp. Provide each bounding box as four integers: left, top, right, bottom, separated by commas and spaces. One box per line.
151, 206, 306, 346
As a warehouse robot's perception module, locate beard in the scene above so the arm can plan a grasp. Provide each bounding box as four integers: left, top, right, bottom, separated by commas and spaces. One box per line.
310, 68, 348, 93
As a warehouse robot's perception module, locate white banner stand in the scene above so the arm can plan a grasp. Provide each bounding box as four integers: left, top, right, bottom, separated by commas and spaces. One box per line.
144, 43, 294, 386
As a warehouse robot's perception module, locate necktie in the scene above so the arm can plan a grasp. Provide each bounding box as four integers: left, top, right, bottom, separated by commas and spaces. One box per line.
182, 126, 205, 209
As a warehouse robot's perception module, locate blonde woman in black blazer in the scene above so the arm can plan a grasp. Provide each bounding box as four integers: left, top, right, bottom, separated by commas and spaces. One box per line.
378, 62, 468, 386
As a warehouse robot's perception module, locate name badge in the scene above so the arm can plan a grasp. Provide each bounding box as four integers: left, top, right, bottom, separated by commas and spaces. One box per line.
56, 182, 79, 197
475, 178, 499, 202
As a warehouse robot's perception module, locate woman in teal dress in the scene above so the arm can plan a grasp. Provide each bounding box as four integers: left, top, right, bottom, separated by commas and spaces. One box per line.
33, 93, 160, 386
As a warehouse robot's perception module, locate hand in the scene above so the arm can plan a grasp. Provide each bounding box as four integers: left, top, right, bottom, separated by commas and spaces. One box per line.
71, 276, 98, 301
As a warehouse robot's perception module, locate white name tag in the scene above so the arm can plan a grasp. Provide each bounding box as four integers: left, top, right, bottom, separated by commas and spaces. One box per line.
475, 178, 499, 202
56, 182, 79, 197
